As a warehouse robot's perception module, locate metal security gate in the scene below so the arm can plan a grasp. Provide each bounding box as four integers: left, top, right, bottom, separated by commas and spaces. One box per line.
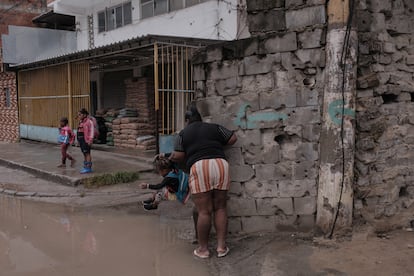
18, 62, 90, 129
154, 43, 198, 136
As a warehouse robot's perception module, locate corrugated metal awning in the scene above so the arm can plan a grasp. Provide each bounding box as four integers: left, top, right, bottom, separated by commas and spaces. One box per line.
11, 34, 220, 71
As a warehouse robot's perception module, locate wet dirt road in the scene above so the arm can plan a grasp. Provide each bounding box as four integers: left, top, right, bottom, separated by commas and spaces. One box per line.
2, 161, 414, 276
0, 196, 210, 276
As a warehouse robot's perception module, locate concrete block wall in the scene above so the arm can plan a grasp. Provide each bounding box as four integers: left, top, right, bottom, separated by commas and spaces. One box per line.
0, 72, 19, 142
192, 1, 327, 233
355, 0, 414, 228
246, 0, 326, 35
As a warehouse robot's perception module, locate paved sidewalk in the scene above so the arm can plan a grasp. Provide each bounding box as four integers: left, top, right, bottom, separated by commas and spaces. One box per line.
0, 140, 154, 186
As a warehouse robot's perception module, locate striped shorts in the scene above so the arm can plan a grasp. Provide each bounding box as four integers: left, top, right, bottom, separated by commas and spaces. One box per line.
189, 158, 230, 194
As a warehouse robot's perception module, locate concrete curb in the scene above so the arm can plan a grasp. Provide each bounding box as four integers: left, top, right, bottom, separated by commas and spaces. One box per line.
0, 156, 154, 188
0, 187, 78, 198
91, 144, 155, 165
0, 158, 80, 186
0, 187, 145, 199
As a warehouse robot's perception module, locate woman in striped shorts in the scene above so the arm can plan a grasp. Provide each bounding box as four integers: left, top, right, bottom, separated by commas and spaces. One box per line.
170, 106, 237, 259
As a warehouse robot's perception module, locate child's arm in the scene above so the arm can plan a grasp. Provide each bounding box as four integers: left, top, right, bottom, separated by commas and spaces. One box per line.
68, 128, 75, 144
139, 183, 150, 189
140, 178, 170, 190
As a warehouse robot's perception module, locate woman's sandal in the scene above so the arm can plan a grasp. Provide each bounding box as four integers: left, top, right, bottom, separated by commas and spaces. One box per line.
217, 246, 230, 258
193, 248, 210, 259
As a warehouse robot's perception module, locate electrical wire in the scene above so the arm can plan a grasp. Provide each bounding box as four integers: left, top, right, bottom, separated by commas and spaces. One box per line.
328, 0, 355, 239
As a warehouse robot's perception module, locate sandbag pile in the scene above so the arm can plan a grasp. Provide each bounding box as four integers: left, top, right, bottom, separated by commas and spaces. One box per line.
95, 109, 107, 117
118, 108, 138, 118
111, 113, 155, 150
103, 109, 119, 146
136, 135, 156, 151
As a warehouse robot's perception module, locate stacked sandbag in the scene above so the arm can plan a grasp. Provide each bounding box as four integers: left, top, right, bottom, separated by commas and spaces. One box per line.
112, 113, 155, 149
104, 109, 119, 146
112, 118, 122, 147
119, 117, 140, 148
95, 108, 107, 117
118, 108, 138, 118
108, 78, 157, 150
136, 135, 156, 151
124, 78, 156, 132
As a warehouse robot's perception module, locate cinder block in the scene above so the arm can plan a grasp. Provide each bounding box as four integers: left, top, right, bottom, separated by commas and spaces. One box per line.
241, 216, 277, 232
248, 11, 286, 33
295, 49, 326, 67
244, 145, 265, 164
387, 15, 412, 34
259, 90, 297, 109
236, 129, 262, 147
225, 147, 243, 166
296, 214, 316, 232
286, 6, 326, 30
228, 217, 243, 234
298, 28, 323, 49
193, 64, 206, 81
284, 106, 321, 125
292, 161, 318, 181
229, 181, 243, 196
294, 196, 316, 215
272, 198, 294, 215
295, 142, 319, 161
230, 164, 255, 182
244, 179, 279, 198
197, 97, 225, 117
262, 32, 297, 54
279, 179, 317, 197
286, 0, 304, 8
208, 60, 240, 81
296, 87, 319, 107
215, 77, 240, 95
243, 55, 273, 75
228, 197, 258, 216
255, 163, 292, 181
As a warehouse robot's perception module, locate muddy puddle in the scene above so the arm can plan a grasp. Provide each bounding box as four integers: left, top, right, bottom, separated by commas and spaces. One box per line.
0, 196, 210, 276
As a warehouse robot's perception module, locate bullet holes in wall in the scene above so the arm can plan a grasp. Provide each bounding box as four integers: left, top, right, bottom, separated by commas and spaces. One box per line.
303, 77, 316, 88
381, 94, 398, 104
274, 134, 287, 144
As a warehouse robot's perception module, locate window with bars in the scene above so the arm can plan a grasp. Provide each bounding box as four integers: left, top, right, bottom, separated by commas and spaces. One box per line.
98, 2, 132, 33
141, 0, 209, 19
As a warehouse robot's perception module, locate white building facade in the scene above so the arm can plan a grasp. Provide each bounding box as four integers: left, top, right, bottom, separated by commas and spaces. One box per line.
49, 0, 249, 51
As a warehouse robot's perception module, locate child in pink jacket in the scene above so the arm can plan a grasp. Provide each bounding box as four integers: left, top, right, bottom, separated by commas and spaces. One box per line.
57, 117, 76, 168
77, 108, 95, 174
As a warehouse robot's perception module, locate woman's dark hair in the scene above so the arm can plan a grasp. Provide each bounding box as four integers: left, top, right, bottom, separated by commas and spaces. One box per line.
60, 117, 68, 125
79, 108, 89, 116
185, 105, 202, 123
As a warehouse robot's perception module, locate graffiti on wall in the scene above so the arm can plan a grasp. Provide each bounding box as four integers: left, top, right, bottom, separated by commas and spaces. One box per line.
328, 99, 355, 125
234, 103, 288, 129
233, 100, 354, 129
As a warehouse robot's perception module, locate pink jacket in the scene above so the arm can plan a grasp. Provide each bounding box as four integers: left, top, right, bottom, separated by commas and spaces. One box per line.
78, 117, 94, 144
59, 126, 75, 144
